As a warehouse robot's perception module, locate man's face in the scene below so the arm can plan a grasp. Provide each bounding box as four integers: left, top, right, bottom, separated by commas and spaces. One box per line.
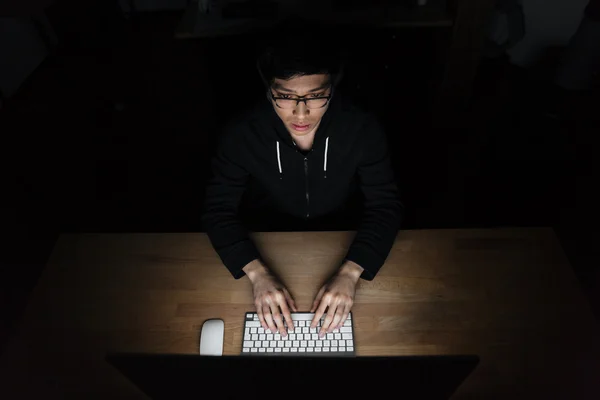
270, 74, 332, 138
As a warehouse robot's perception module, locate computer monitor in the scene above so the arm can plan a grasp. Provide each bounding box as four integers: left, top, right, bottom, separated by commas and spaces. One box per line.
106, 353, 479, 399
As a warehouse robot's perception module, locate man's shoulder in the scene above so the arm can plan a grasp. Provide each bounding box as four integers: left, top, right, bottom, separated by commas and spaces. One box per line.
334, 91, 381, 124
222, 99, 269, 136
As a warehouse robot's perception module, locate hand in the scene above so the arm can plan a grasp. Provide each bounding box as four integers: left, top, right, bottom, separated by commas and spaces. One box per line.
309, 261, 363, 338
245, 261, 297, 336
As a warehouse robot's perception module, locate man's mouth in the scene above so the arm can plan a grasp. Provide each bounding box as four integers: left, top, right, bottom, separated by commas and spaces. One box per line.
291, 123, 310, 132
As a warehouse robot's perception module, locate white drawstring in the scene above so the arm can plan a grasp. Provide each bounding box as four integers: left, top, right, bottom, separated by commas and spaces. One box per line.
276, 137, 329, 178
324, 137, 329, 178
276, 141, 282, 175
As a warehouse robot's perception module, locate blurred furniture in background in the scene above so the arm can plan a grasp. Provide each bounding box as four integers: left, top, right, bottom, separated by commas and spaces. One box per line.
176, 0, 497, 128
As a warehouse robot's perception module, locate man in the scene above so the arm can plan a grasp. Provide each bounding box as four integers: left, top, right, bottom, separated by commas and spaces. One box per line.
202, 22, 403, 339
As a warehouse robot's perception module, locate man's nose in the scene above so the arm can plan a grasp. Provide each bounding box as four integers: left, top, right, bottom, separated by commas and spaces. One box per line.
293, 101, 309, 117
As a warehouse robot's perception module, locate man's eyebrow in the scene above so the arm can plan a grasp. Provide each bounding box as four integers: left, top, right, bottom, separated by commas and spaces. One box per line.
272, 82, 331, 93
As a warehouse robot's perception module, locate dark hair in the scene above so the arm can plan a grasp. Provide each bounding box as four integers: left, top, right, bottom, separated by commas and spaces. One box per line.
256, 18, 346, 89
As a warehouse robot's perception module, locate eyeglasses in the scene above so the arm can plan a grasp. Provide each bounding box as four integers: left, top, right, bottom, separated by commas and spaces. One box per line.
269, 86, 333, 109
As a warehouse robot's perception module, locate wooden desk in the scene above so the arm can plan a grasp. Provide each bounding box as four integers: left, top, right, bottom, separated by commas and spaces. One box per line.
1, 228, 599, 398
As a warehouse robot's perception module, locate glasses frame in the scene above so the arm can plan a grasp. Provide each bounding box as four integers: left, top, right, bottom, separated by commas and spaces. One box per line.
268, 85, 334, 109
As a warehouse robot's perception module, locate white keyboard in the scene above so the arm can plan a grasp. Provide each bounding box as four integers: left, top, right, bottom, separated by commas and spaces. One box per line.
241, 312, 355, 356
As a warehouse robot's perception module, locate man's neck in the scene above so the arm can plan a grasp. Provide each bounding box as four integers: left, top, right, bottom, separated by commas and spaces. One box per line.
292, 133, 315, 151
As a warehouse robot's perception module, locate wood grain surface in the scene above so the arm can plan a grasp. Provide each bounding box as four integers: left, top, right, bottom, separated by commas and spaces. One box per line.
1, 228, 599, 399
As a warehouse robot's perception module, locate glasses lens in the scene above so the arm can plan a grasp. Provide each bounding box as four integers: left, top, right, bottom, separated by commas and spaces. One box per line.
307, 98, 329, 109
275, 99, 297, 109
275, 97, 329, 109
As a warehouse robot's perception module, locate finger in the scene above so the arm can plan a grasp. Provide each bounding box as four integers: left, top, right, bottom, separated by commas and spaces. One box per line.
283, 288, 298, 312
262, 303, 277, 333
336, 304, 352, 330
269, 300, 286, 336
256, 304, 268, 330
319, 297, 338, 337
311, 290, 328, 330
277, 297, 294, 335
310, 287, 326, 329
329, 303, 345, 332
310, 287, 325, 314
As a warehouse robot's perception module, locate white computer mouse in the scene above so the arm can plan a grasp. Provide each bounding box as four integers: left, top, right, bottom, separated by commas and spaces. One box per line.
199, 318, 224, 356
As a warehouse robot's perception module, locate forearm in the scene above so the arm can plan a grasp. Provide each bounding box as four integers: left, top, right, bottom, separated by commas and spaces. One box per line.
345, 199, 403, 280
242, 259, 269, 283
338, 260, 364, 284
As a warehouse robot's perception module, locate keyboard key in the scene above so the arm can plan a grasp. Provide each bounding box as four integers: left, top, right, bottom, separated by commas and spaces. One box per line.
340, 327, 352, 333
277, 341, 284, 347
334, 333, 341, 340
299, 321, 305, 327
267, 348, 274, 353
270, 341, 276, 347
331, 347, 337, 352
302, 327, 308, 333
246, 321, 260, 327
333, 328, 339, 334
347, 340, 353, 347
324, 340, 330, 347
258, 327, 265, 334
300, 341, 307, 347
274, 334, 281, 341
259, 334, 266, 341
348, 346, 354, 351
331, 340, 338, 347
327, 334, 333, 340
259, 348, 266, 352
315, 347, 322, 352
339, 340, 345, 347
243, 348, 249, 352
323, 348, 329, 352
309, 327, 317, 333
347, 313, 351, 320
299, 348, 306, 352
312, 334, 318, 340
343, 320, 351, 327
283, 348, 290, 352
307, 348, 314, 352
250, 328, 257, 334
285, 341, 292, 347
251, 348, 258, 353
252, 334, 258, 341
289, 334, 296, 341
308, 341, 315, 347
255, 341, 261, 348
291, 348, 298, 352
293, 341, 299, 347
267, 334, 273, 341
316, 341, 322, 347
244, 341, 253, 348
262, 341, 269, 347
275, 348, 281, 352
253, 315, 258, 320
244, 334, 251, 341
339, 347, 345, 352
342, 333, 352, 340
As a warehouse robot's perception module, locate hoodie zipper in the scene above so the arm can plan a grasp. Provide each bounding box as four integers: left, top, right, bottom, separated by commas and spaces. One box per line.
304, 157, 310, 219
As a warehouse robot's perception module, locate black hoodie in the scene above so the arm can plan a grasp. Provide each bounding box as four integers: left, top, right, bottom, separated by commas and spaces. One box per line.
201, 91, 403, 281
